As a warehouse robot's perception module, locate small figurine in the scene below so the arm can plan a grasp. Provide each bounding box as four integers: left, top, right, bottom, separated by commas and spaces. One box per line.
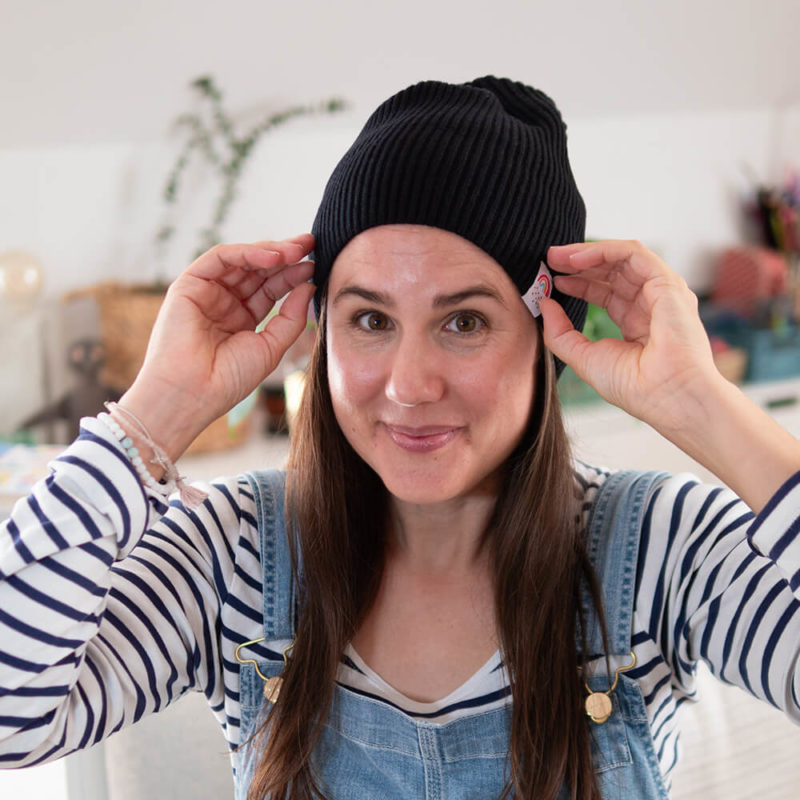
18, 338, 120, 442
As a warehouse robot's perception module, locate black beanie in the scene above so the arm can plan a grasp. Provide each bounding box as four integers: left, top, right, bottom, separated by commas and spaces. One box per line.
310, 76, 587, 375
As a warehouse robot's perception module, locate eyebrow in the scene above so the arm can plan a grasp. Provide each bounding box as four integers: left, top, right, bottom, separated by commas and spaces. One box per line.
332, 284, 508, 309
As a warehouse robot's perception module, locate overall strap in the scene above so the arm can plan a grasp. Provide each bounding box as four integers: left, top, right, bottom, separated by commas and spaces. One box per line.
582, 469, 668, 656
244, 469, 297, 640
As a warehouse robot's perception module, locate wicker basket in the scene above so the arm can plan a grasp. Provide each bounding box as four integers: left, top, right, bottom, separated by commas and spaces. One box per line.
83, 283, 164, 390
67, 282, 250, 454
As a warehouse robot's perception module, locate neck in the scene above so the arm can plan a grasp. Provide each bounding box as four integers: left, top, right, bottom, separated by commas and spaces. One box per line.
388, 491, 497, 573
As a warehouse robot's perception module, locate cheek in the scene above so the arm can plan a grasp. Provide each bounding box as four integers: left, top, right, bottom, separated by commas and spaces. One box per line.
475, 340, 537, 429
499, 368, 536, 420
326, 338, 384, 418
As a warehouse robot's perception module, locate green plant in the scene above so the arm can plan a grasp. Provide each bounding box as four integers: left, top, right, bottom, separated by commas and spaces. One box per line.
156, 75, 345, 261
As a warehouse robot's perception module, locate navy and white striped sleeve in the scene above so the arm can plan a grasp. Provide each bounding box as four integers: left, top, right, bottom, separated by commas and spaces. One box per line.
635, 470, 800, 720
0, 417, 248, 767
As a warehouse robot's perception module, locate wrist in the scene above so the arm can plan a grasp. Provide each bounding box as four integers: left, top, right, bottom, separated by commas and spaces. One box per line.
652, 369, 736, 447
653, 373, 800, 512
118, 379, 211, 462
99, 410, 169, 487
101, 401, 210, 509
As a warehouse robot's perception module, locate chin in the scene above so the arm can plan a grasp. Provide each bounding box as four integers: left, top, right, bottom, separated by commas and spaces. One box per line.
371, 464, 452, 505
379, 481, 442, 506
377, 464, 497, 507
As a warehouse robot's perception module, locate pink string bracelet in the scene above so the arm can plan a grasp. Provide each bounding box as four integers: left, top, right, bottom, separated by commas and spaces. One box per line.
102, 401, 208, 509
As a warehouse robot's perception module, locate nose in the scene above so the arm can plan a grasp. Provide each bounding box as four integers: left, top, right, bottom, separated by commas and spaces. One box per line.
385, 334, 445, 408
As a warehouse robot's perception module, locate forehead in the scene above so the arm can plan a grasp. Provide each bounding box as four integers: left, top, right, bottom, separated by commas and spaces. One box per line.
328, 224, 519, 297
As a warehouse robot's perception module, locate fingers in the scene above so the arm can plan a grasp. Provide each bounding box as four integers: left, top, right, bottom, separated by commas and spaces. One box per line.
554, 273, 650, 326
549, 239, 649, 271
186, 237, 314, 282
548, 239, 688, 325
257, 281, 316, 368
548, 240, 675, 290
243, 260, 315, 323
253, 232, 315, 250
539, 297, 589, 371
181, 238, 315, 324
553, 274, 610, 307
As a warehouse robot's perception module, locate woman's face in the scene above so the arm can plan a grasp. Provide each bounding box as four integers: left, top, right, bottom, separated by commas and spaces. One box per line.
325, 224, 539, 507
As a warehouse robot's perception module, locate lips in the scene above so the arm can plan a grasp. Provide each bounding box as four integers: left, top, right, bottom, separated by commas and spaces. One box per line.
382, 423, 461, 453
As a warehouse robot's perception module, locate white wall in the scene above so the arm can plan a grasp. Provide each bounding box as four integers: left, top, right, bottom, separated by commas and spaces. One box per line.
2, 104, 796, 302
1, 0, 798, 302
3, 0, 798, 148
3, 98, 798, 434
1, 1, 798, 423
0, 115, 357, 296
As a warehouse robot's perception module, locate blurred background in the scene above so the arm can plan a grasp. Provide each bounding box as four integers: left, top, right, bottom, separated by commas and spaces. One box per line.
1, 0, 799, 443
2, 1, 800, 798
0, 0, 800, 446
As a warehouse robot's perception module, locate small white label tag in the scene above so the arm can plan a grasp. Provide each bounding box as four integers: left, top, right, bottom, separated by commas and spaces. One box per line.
521, 261, 553, 318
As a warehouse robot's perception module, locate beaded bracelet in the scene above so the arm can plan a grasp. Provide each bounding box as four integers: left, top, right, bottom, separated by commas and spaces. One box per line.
98, 405, 208, 508
99, 412, 176, 495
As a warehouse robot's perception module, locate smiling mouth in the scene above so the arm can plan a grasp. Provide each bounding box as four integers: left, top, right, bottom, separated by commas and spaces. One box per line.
382, 424, 460, 453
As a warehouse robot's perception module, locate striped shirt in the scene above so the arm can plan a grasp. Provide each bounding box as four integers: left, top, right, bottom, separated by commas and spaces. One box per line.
340, 645, 509, 724
1, 416, 800, 794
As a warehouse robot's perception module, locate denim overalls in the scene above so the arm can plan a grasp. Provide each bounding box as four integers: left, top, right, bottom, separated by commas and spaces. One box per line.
234, 469, 671, 799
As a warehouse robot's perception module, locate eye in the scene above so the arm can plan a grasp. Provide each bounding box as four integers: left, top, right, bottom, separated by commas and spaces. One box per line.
355, 311, 391, 332
445, 312, 485, 334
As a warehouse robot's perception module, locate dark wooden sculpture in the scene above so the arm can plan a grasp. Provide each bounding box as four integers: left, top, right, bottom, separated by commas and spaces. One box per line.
18, 338, 121, 441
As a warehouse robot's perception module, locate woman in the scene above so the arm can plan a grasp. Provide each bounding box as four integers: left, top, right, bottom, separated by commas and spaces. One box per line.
1, 77, 799, 800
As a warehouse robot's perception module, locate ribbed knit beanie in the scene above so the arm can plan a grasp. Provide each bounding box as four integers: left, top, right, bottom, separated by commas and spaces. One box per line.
311, 76, 587, 375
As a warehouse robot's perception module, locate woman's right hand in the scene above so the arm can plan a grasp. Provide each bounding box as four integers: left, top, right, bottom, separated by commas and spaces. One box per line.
119, 235, 316, 460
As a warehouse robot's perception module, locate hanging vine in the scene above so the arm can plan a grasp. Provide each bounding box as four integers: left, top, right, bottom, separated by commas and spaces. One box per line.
156, 75, 345, 261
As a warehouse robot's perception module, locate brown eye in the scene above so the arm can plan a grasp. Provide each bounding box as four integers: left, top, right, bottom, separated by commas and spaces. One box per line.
446, 312, 483, 334
357, 311, 390, 331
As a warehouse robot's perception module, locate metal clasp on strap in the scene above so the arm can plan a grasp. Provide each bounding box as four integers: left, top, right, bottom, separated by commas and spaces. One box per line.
234, 637, 295, 703
582, 650, 636, 724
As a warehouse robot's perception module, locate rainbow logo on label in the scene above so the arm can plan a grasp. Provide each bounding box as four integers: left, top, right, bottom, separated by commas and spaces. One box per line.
521, 262, 553, 318
536, 272, 552, 299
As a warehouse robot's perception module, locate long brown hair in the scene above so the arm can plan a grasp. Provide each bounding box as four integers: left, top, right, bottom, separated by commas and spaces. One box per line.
246, 306, 605, 800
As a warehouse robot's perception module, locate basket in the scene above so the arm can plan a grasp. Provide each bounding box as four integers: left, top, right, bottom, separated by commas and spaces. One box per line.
66, 283, 250, 453
87, 283, 165, 390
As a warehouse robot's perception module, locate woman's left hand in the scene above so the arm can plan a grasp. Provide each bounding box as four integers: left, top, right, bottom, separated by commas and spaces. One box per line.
541, 239, 719, 432
542, 238, 800, 513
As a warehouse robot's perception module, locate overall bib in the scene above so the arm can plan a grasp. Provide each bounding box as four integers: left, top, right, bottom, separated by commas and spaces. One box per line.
234, 469, 671, 799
